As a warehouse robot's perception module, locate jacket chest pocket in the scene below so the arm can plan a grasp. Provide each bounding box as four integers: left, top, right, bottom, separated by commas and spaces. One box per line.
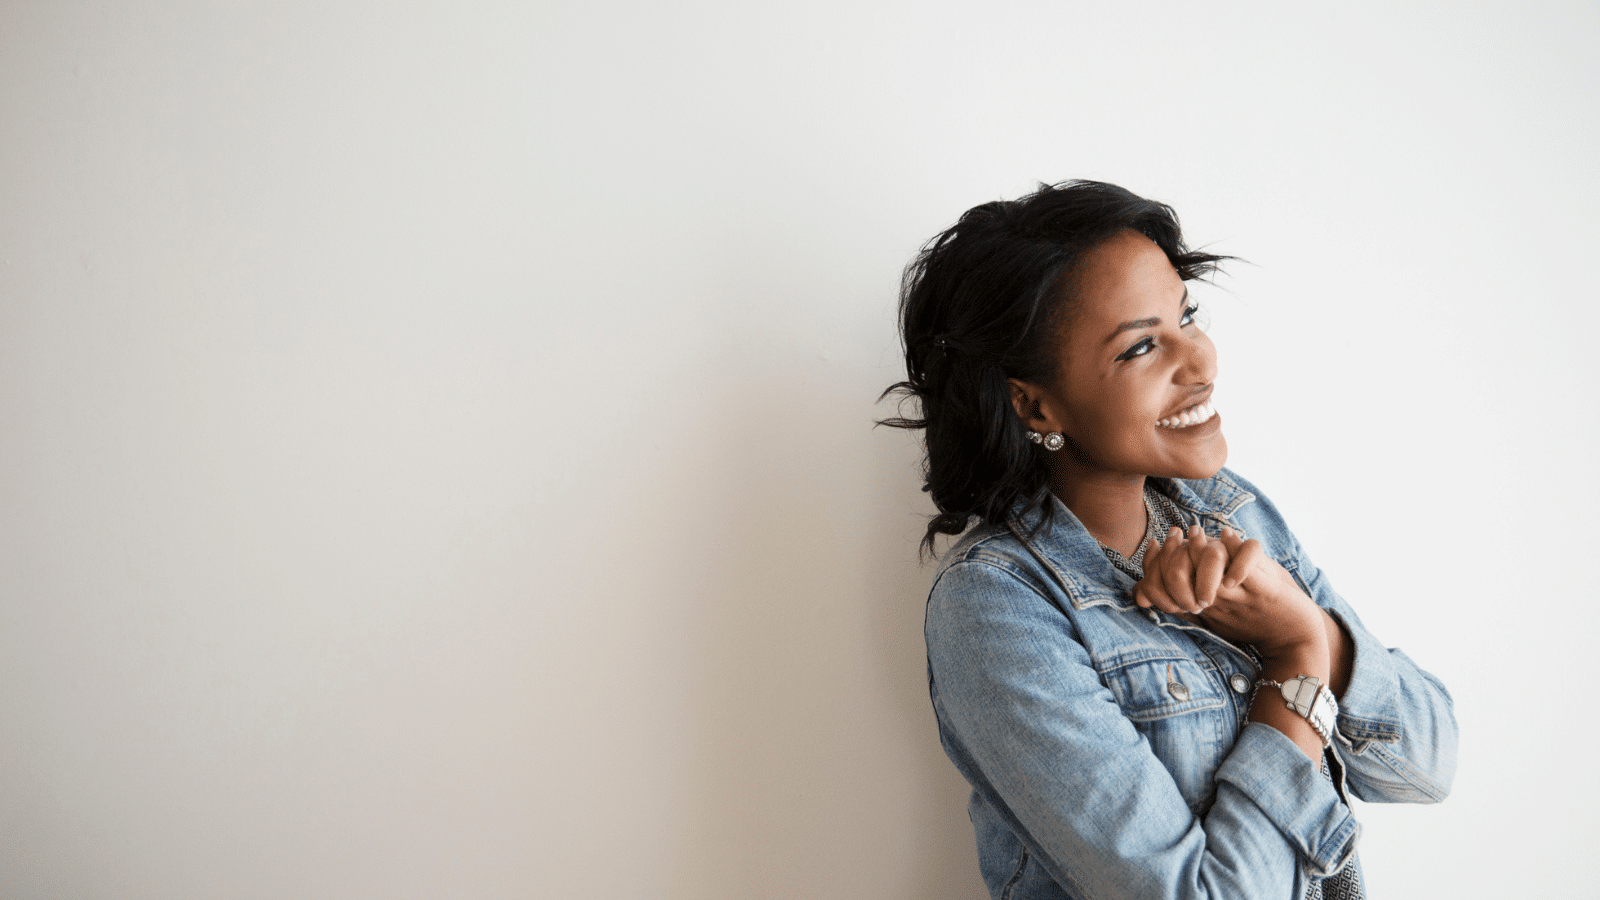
1099, 655, 1230, 814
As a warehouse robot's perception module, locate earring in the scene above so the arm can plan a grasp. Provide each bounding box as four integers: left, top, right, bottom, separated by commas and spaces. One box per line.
1026, 430, 1066, 451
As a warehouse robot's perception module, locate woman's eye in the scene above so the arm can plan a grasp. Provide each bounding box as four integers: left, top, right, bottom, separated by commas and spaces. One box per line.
1179, 303, 1200, 326
1115, 337, 1155, 362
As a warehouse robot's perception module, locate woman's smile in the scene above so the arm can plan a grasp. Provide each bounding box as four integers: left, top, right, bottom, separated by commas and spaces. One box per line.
1157, 400, 1218, 430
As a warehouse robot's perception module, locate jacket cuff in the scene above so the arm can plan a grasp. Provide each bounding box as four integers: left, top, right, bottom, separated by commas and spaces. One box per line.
1214, 723, 1360, 876
1328, 608, 1404, 749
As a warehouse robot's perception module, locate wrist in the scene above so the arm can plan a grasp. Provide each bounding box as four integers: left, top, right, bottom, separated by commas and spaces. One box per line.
1253, 609, 1330, 669
1256, 641, 1332, 701
1256, 635, 1329, 672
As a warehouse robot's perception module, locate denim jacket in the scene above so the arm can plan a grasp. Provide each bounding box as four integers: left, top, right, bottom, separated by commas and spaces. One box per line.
925, 468, 1457, 900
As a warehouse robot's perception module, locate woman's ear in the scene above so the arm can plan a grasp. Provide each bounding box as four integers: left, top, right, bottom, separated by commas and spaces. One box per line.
1007, 378, 1062, 433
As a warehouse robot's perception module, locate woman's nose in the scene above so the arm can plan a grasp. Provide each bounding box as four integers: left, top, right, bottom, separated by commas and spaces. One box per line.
1177, 333, 1217, 384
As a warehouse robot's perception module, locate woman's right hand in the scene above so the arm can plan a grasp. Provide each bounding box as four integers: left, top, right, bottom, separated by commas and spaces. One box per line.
1132, 524, 1227, 616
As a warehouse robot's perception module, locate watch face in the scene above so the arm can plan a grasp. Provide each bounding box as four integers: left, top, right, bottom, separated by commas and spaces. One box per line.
1281, 677, 1320, 714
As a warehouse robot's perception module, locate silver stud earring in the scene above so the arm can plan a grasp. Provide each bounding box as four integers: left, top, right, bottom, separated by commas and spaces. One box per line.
1026, 430, 1065, 451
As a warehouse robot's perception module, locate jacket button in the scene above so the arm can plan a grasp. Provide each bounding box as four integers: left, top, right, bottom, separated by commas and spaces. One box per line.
1229, 673, 1251, 694
1168, 681, 1191, 702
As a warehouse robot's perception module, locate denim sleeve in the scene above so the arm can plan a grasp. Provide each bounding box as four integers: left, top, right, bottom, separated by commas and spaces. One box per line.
1290, 548, 1459, 804
927, 559, 1358, 900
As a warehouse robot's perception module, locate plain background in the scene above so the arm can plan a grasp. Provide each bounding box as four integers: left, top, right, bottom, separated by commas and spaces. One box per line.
2, 2, 1596, 897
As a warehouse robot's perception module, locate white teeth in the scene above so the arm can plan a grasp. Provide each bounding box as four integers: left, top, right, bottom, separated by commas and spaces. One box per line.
1158, 401, 1215, 429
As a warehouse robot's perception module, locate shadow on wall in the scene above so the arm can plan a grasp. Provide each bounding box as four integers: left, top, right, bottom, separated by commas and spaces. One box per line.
864, 401, 990, 900
655, 354, 985, 899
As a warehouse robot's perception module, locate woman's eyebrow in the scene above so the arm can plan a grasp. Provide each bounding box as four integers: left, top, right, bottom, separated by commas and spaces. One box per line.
1104, 316, 1160, 344
1102, 288, 1190, 345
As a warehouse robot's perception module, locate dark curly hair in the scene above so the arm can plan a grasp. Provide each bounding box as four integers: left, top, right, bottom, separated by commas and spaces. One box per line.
881, 180, 1228, 554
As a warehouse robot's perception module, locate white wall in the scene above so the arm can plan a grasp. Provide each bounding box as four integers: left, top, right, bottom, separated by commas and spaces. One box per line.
2, 2, 1594, 897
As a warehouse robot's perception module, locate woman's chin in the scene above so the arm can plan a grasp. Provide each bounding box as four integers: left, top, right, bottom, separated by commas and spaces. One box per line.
1170, 434, 1228, 481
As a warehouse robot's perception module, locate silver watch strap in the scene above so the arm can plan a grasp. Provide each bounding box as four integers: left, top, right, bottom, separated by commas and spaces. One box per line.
1252, 676, 1339, 747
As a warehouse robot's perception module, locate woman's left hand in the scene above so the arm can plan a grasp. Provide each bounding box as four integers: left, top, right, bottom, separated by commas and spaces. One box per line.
1199, 528, 1325, 662
1134, 527, 1324, 658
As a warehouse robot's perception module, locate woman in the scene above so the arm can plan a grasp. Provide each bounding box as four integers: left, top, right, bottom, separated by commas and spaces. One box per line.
884, 181, 1456, 899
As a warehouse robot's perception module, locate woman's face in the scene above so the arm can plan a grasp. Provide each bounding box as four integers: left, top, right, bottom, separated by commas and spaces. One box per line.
1018, 229, 1228, 481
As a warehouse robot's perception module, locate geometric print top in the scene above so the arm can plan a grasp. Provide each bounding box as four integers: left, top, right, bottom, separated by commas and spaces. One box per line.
1096, 484, 1193, 580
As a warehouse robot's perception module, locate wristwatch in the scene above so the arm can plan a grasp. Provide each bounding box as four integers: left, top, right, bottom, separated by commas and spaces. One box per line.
1255, 675, 1339, 747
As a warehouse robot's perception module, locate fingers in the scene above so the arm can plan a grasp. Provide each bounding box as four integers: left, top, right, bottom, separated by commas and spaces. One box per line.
1189, 528, 1228, 608
1169, 526, 1239, 614
1221, 535, 1265, 590
1133, 538, 1167, 608
1218, 527, 1246, 561
1136, 531, 1187, 611
1136, 525, 1243, 614
1158, 526, 1206, 613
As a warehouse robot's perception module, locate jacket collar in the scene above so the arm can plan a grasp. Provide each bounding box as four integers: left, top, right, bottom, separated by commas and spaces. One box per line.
1001, 471, 1257, 613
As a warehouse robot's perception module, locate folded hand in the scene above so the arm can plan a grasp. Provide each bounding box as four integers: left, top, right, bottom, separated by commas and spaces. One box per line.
1133, 526, 1324, 659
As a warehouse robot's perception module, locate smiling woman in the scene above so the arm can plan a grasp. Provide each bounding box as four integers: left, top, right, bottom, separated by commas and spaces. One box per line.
881, 181, 1457, 900
1008, 230, 1229, 558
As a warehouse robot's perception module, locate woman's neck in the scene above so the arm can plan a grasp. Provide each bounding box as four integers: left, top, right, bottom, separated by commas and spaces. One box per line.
1050, 470, 1150, 559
